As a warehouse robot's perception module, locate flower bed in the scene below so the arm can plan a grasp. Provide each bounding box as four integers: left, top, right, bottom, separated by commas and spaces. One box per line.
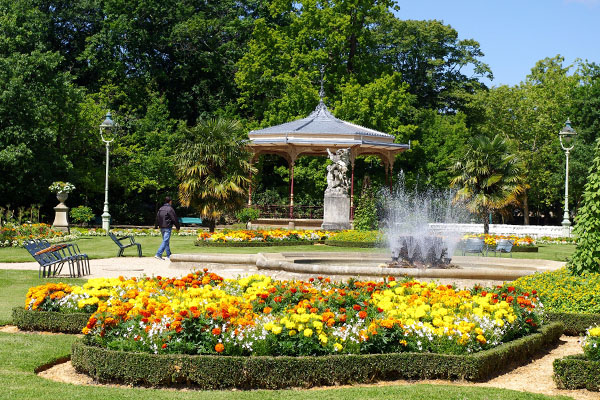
553, 325, 600, 391
72, 227, 199, 237
0, 223, 70, 247
462, 234, 535, 247
25, 273, 544, 357
196, 229, 334, 245
513, 268, 600, 334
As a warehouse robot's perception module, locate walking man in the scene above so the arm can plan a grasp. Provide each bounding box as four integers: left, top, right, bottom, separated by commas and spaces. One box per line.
155, 196, 180, 260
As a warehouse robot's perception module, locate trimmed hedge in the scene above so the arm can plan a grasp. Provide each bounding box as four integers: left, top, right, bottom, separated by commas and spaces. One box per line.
12, 307, 91, 334
545, 311, 600, 335
324, 240, 381, 248
71, 322, 563, 390
554, 354, 600, 391
511, 246, 539, 253
195, 240, 316, 247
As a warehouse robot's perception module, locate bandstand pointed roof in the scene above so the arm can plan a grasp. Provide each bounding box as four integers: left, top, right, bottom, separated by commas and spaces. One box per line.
248, 100, 409, 166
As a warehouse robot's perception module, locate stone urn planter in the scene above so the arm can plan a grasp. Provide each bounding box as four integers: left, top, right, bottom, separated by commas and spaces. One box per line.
56, 191, 69, 205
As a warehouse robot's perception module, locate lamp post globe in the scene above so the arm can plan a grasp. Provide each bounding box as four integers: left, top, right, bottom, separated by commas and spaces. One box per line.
559, 119, 577, 229
100, 112, 115, 233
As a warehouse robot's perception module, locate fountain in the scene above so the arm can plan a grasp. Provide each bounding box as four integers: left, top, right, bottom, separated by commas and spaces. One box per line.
383, 173, 468, 268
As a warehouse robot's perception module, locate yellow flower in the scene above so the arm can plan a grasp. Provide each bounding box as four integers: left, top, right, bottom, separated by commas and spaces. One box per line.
289, 330, 297, 336
333, 343, 343, 352
303, 328, 313, 337
272, 326, 282, 335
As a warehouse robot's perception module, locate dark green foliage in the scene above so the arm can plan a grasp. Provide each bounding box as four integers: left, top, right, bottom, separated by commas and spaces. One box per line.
545, 312, 600, 335
324, 241, 380, 248
12, 307, 90, 333
71, 323, 562, 389
69, 206, 95, 225
353, 179, 379, 231
235, 208, 260, 224
553, 354, 600, 391
569, 137, 600, 274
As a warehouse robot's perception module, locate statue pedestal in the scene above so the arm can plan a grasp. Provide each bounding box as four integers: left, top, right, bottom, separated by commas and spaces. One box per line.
321, 193, 350, 230
52, 203, 70, 233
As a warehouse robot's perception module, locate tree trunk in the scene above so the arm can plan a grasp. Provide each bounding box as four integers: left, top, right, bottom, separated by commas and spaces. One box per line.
483, 212, 490, 235
523, 190, 530, 225
208, 219, 216, 233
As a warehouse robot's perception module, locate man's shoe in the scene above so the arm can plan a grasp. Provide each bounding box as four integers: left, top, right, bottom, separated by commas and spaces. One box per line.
154, 255, 164, 260
166, 256, 170, 261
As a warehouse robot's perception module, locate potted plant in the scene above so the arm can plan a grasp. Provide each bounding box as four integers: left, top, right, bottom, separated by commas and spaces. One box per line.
49, 181, 75, 204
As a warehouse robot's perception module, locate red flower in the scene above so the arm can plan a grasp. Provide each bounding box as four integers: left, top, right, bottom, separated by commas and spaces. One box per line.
212, 327, 222, 336
290, 288, 297, 294
162, 343, 167, 349
508, 286, 515, 293
353, 304, 362, 311
358, 311, 367, 319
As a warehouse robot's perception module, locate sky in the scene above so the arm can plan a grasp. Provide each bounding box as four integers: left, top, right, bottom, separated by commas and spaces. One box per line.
396, 0, 600, 87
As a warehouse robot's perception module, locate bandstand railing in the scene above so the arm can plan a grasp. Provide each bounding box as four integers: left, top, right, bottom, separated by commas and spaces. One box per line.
253, 204, 324, 220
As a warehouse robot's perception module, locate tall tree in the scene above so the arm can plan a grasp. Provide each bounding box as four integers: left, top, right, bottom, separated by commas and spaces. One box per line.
175, 118, 256, 232
467, 56, 579, 224
450, 135, 526, 234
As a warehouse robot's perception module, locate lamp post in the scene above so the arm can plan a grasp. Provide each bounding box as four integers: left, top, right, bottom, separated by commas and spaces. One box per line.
99, 112, 115, 233
559, 119, 577, 228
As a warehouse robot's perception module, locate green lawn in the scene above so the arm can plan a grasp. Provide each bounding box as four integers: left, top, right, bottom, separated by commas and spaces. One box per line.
0, 236, 575, 263
0, 270, 86, 325
0, 330, 571, 400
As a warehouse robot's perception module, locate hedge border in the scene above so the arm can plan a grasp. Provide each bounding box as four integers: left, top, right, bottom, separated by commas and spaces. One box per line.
324, 241, 382, 248
71, 322, 563, 390
545, 311, 600, 335
12, 307, 91, 334
553, 354, 600, 391
511, 246, 539, 253
195, 240, 318, 247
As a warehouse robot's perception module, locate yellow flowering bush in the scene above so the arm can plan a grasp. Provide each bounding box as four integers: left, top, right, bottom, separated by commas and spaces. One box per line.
581, 325, 600, 361
25, 271, 543, 356
197, 229, 334, 243
513, 268, 600, 314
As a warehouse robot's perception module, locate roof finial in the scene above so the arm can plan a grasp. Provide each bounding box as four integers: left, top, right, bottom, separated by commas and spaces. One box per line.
319, 65, 325, 101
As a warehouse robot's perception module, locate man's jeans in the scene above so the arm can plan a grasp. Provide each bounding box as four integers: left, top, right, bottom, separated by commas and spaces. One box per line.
156, 228, 172, 258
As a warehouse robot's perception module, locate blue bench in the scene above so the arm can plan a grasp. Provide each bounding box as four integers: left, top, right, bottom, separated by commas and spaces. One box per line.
179, 217, 203, 226
462, 238, 486, 256
490, 239, 513, 257
109, 232, 142, 257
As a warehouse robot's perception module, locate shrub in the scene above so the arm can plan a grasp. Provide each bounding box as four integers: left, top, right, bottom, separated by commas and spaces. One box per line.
12, 307, 90, 333
71, 322, 562, 389
70, 206, 95, 225
235, 208, 260, 224
326, 230, 384, 243
353, 180, 378, 231
554, 354, 600, 391
570, 137, 600, 274
545, 312, 600, 335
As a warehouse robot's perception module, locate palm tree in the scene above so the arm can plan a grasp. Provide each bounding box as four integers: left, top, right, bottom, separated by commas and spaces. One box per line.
450, 134, 526, 234
175, 118, 256, 232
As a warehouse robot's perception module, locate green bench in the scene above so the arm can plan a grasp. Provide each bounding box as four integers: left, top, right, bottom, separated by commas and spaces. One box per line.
179, 217, 203, 226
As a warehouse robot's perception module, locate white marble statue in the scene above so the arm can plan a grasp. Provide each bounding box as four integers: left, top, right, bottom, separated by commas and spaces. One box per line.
326, 148, 350, 195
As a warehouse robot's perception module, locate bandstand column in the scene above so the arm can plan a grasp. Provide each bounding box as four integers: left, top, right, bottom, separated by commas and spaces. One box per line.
389, 158, 394, 192
350, 161, 355, 219
289, 160, 295, 219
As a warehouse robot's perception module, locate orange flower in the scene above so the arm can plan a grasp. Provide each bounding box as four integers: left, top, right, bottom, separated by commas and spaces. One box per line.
215, 343, 225, 353
358, 311, 367, 319
263, 307, 272, 314
212, 327, 222, 336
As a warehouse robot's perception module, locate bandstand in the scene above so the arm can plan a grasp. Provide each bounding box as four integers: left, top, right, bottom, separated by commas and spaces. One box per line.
247, 96, 409, 225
